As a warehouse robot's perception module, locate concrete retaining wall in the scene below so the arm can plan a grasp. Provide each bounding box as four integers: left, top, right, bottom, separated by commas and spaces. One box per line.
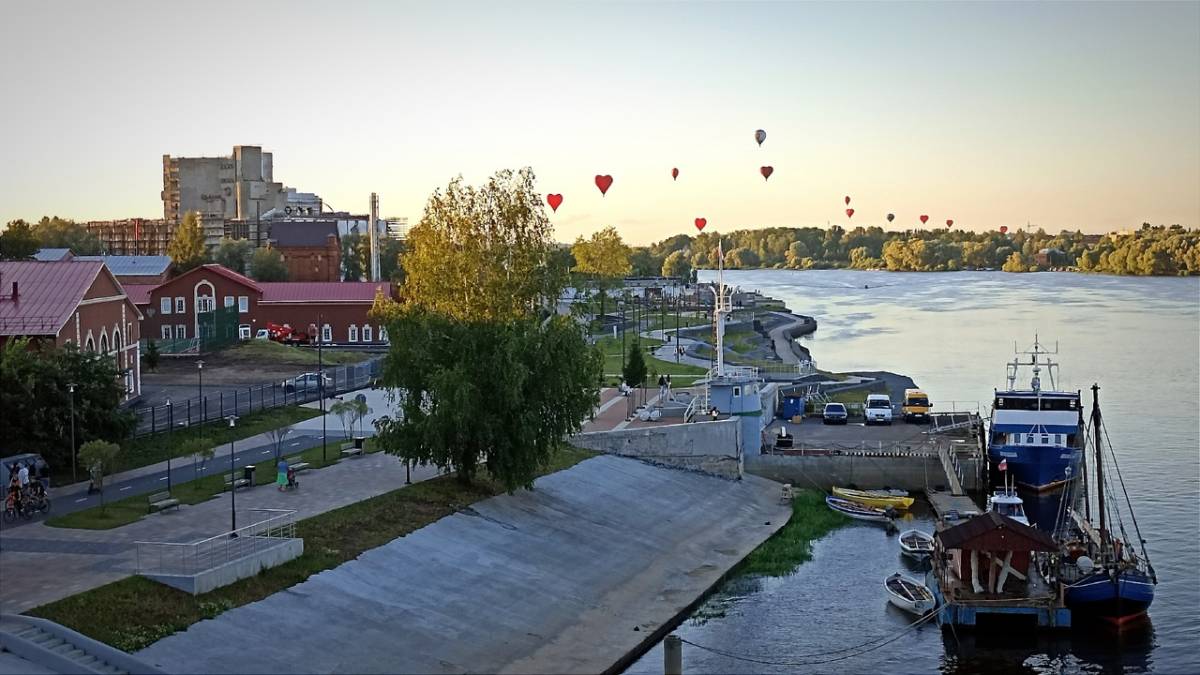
746, 453, 983, 492
143, 538, 303, 595
570, 418, 742, 479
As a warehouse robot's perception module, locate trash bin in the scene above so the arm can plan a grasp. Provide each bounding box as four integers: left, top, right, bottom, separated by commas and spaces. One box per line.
353, 436, 365, 450
243, 465, 256, 484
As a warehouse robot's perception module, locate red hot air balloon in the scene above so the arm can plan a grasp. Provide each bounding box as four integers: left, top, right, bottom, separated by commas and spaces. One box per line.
595, 175, 613, 196
672, 168, 679, 181
760, 166, 774, 181
546, 194, 563, 212
846, 208, 855, 218
694, 218, 707, 232
755, 129, 767, 146
1000, 225, 1009, 234
887, 213, 895, 223
845, 195, 851, 206
919, 215, 929, 224
946, 219, 954, 228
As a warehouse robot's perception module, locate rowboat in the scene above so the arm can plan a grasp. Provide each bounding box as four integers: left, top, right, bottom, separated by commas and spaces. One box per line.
899, 529, 935, 560
885, 573, 936, 615
825, 496, 894, 523
832, 487, 914, 510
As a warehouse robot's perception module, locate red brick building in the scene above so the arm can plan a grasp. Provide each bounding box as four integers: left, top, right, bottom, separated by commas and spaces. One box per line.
0, 261, 143, 400
132, 264, 392, 347
266, 221, 342, 282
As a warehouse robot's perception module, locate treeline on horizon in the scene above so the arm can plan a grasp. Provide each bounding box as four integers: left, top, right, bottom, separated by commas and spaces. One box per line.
619, 223, 1200, 276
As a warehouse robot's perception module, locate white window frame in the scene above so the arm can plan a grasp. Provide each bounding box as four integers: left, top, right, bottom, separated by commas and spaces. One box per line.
176, 324, 187, 339
238, 296, 249, 313
162, 325, 173, 340
239, 324, 251, 340
379, 325, 388, 343
321, 324, 332, 342
224, 295, 235, 308
362, 324, 372, 342
160, 297, 172, 315
348, 325, 358, 343
175, 297, 185, 313
196, 296, 215, 313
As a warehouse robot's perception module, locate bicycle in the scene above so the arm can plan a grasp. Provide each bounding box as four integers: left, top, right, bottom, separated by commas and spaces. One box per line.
24, 492, 50, 515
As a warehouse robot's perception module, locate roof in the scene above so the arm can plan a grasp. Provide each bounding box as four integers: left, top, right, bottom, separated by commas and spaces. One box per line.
75, 255, 171, 276
936, 511, 1058, 551
185, 264, 262, 292
259, 282, 390, 303
122, 284, 157, 305
0, 261, 105, 336
267, 221, 340, 248
32, 248, 72, 261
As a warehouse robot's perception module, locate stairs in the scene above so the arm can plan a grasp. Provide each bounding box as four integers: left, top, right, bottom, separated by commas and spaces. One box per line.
937, 445, 966, 497
0, 615, 162, 674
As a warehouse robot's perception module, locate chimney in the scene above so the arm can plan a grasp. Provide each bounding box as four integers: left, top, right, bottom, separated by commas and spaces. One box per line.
369, 193, 381, 282
11, 281, 18, 301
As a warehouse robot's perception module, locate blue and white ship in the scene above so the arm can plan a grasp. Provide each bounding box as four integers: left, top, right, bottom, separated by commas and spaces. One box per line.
987, 338, 1084, 492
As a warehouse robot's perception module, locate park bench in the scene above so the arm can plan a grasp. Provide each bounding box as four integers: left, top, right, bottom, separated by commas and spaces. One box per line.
289, 462, 311, 472
148, 491, 180, 513
223, 474, 250, 491
340, 442, 364, 458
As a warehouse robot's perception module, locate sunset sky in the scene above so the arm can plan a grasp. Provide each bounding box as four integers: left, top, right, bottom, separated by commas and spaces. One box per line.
2, 1, 1198, 245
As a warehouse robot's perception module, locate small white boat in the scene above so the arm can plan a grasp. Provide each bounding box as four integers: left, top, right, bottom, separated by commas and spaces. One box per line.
898, 529, 934, 560
885, 573, 936, 615
825, 496, 894, 523
986, 488, 1030, 526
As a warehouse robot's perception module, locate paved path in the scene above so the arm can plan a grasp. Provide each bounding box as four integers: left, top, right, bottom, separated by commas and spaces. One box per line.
766, 311, 816, 364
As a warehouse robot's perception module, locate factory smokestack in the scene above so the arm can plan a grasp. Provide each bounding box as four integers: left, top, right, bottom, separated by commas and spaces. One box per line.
369, 193, 381, 282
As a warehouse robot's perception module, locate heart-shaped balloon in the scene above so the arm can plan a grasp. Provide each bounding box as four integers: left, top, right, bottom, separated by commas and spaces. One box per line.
694, 218, 706, 232
946, 219, 954, 227
546, 194, 563, 212
595, 175, 613, 196
760, 166, 774, 181
845, 195, 851, 205
920, 214, 929, 224
672, 168, 679, 181
846, 208, 854, 218
1000, 225, 1008, 234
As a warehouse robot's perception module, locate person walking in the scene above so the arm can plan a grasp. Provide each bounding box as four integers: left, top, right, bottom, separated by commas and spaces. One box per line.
276, 457, 289, 491
16, 462, 30, 491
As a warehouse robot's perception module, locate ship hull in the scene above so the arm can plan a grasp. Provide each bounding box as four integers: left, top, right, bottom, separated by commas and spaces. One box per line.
989, 443, 1082, 491
1064, 570, 1155, 622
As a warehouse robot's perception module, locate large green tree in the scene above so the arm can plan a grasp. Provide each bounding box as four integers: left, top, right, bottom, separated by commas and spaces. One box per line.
340, 232, 368, 281
212, 237, 254, 274
0, 219, 39, 260
31, 216, 102, 255
661, 250, 692, 280
250, 247, 289, 281
168, 211, 207, 272
572, 225, 632, 323
379, 237, 407, 284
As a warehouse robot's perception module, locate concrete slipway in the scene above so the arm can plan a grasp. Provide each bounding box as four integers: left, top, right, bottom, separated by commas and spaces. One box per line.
137, 455, 790, 674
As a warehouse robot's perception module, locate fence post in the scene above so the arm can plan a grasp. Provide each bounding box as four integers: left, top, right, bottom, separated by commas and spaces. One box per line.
219, 392, 224, 418
187, 399, 192, 426
272, 383, 277, 408
151, 407, 156, 435
234, 390, 239, 417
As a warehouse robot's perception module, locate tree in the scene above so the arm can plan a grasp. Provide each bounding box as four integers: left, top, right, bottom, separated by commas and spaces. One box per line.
169, 211, 207, 272
31, 216, 102, 255
573, 226, 632, 323
265, 426, 292, 462
661, 250, 692, 281
181, 436, 215, 481
250, 247, 288, 281
341, 232, 367, 281
623, 339, 647, 392
380, 237, 407, 284
329, 398, 365, 439
628, 248, 663, 277
401, 168, 564, 321
724, 246, 759, 269
0, 219, 39, 260
1002, 251, 1030, 273
78, 440, 121, 512
143, 339, 160, 372
213, 238, 254, 274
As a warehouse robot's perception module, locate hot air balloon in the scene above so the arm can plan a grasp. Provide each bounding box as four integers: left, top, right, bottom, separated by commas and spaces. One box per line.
1000, 225, 1008, 234
546, 194, 563, 212
694, 218, 707, 232
760, 166, 774, 181
672, 168, 679, 181
755, 129, 767, 146
946, 219, 954, 228
886, 213, 895, 223
845, 195, 851, 206
919, 215, 929, 224
845, 208, 855, 218
595, 174, 613, 196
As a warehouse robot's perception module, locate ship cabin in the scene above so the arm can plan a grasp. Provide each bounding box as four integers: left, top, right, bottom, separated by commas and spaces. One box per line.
989, 390, 1082, 450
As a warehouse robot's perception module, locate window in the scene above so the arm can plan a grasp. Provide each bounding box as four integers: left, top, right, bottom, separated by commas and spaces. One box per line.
239, 324, 251, 340
224, 296, 235, 308
733, 386, 741, 396
84, 336, 95, 352
175, 297, 185, 313
196, 296, 214, 313
362, 325, 372, 342
379, 326, 388, 343
160, 297, 172, 315
348, 325, 358, 342
1026, 434, 1035, 444
238, 296, 248, 313
162, 325, 173, 340
176, 324, 187, 339
321, 324, 332, 342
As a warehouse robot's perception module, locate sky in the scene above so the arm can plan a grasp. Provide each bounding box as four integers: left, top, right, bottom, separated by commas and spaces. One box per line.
1, 1, 1198, 245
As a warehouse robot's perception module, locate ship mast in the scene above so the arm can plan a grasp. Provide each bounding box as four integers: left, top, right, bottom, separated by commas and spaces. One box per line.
1091, 383, 1107, 551
710, 238, 731, 379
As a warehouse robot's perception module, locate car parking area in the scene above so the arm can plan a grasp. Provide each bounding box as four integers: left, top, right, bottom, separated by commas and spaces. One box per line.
774, 415, 933, 446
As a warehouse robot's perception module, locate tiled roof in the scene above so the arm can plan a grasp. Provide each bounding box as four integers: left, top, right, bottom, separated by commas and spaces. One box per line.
936, 511, 1058, 551
259, 282, 390, 303
76, 255, 171, 276
267, 221, 340, 248
122, 284, 157, 305
0, 261, 104, 336
193, 264, 262, 292
32, 248, 73, 261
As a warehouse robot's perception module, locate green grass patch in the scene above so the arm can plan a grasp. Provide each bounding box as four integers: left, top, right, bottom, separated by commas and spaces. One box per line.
737, 489, 847, 577
28, 446, 597, 652
223, 340, 368, 366
594, 335, 706, 387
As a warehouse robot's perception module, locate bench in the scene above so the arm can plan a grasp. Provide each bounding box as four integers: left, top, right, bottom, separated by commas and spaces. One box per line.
223, 474, 250, 491
289, 462, 311, 472
148, 491, 180, 513
779, 484, 794, 505
340, 446, 364, 458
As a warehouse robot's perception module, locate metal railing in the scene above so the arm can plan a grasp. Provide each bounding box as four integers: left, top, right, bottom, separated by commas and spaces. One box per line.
135, 508, 297, 576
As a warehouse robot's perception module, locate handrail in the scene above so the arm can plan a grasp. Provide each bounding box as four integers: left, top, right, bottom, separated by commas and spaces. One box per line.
135, 508, 297, 576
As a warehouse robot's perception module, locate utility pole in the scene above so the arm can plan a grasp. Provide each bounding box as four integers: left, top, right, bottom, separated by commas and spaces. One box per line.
166, 398, 173, 491
67, 383, 76, 483
319, 313, 326, 463
228, 415, 238, 535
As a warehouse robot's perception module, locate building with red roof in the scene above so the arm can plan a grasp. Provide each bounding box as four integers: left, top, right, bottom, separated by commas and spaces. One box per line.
0, 261, 143, 399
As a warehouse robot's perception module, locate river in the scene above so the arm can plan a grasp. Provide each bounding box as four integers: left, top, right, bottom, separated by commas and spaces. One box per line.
627, 270, 1199, 674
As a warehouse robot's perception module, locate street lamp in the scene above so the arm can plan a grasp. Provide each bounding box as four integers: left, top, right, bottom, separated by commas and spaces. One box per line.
67, 383, 77, 484
165, 397, 173, 492
318, 313, 326, 463
228, 415, 238, 534
197, 360, 205, 424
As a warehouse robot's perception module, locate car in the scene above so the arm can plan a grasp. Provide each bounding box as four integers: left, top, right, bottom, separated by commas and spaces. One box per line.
254, 328, 271, 340
902, 388, 931, 423
282, 372, 332, 394
864, 394, 894, 425
822, 402, 849, 425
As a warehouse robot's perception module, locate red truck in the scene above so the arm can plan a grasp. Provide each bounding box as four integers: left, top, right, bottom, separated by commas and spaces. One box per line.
257, 322, 315, 346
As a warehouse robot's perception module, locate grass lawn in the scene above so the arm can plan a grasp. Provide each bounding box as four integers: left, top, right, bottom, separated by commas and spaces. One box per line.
28, 445, 597, 652
594, 335, 706, 387
736, 489, 847, 577
45, 437, 382, 530
223, 340, 369, 366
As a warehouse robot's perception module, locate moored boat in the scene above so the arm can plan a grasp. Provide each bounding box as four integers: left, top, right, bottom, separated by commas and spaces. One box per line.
832, 487, 914, 510
986, 487, 1030, 526
884, 573, 936, 615
898, 529, 934, 560
825, 495, 894, 523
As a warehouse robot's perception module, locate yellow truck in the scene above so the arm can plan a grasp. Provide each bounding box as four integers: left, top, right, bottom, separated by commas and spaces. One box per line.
902, 389, 931, 423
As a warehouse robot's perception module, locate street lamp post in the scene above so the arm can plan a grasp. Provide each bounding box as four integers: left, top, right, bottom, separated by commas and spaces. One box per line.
318, 313, 327, 462
166, 398, 173, 492
67, 383, 76, 484
228, 415, 238, 534
197, 360, 205, 424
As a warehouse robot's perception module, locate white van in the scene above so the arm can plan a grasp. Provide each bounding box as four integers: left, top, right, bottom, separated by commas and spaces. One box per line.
864, 394, 894, 425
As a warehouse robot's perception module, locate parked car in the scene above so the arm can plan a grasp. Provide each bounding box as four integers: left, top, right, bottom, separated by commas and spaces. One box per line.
864, 394, 894, 425
282, 372, 332, 394
902, 388, 931, 423
822, 402, 849, 425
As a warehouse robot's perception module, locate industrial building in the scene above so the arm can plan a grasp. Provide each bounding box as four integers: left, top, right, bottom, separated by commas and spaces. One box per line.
82, 218, 174, 255
161, 145, 321, 224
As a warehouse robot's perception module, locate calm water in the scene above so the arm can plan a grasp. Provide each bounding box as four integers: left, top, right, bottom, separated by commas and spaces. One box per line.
628, 270, 1199, 674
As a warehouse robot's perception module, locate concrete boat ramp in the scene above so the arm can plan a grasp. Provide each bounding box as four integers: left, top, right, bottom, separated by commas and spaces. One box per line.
137, 455, 789, 674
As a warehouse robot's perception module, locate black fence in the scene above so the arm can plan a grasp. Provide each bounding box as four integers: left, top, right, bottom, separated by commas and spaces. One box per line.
132, 358, 385, 438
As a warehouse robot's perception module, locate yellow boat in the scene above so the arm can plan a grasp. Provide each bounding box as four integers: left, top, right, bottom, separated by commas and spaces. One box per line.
832, 487, 914, 510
